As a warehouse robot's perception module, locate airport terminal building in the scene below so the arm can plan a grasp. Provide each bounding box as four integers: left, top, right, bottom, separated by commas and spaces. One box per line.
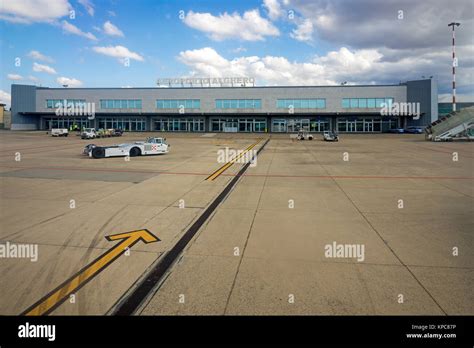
10, 78, 437, 133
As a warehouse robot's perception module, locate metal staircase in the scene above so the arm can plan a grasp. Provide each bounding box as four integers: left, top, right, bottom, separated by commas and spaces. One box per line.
425, 106, 474, 141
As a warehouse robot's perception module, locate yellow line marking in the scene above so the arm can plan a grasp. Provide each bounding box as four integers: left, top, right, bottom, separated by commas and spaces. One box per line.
206, 139, 261, 181
22, 229, 159, 316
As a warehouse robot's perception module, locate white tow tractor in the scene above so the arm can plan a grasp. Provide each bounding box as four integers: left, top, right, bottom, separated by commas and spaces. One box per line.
323, 131, 339, 142
296, 129, 313, 140
84, 137, 169, 158
51, 128, 69, 137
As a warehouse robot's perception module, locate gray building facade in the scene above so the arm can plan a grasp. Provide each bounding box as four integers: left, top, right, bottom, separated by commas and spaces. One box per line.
10, 78, 437, 133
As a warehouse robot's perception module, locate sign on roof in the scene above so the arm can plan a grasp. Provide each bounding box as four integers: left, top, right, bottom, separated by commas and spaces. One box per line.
156, 77, 255, 87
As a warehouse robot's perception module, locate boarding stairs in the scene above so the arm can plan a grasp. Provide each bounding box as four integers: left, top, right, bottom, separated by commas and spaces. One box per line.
425, 106, 474, 141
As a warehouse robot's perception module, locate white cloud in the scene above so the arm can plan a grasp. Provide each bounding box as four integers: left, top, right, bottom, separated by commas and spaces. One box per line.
27, 50, 54, 63
263, 0, 284, 20
78, 0, 94, 16
56, 76, 83, 87
0, 90, 11, 109
28, 75, 39, 82
33, 62, 57, 74
92, 45, 144, 62
0, 0, 70, 23
290, 18, 313, 42
7, 74, 23, 80
108, 10, 116, 17
103, 21, 124, 37
61, 20, 97, 41
178, 46, 471, 90
183, 9, 279, 41
232, 46, 247, 53
438, 93, 474, 103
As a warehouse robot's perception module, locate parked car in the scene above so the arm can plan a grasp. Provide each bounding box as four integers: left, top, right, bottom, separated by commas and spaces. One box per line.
323, 131, 339, 141
388, 128, 405, 133
405, 126, 424, 134
112, 128, 123, 136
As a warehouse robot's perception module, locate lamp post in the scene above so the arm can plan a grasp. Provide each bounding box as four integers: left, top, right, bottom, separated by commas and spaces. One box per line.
448, 22, 460, 112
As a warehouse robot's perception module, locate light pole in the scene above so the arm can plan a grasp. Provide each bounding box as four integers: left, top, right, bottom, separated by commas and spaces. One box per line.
448, 22, 460, 112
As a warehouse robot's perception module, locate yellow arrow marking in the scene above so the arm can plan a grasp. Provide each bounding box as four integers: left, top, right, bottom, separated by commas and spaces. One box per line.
21, 229, 159, 316
206, 139, 261, 181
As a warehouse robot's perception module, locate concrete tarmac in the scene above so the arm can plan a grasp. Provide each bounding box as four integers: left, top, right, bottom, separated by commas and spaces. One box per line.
0, 131, 472, 315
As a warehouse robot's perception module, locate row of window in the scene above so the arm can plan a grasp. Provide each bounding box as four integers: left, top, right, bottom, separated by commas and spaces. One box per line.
154, 118, 205, 132
156, 99, 201, 109
342, 98, 394, 108
210, 118, 267, 132
45, 99, 86, 108
276, 99, 326, 109
215, 99, 262, 109
97, 117, 147, 131
45, 97, 396, 110
100, 99, 142, 109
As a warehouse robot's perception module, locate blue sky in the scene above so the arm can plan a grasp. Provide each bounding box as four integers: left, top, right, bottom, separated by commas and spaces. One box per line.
1, 0, 473, 108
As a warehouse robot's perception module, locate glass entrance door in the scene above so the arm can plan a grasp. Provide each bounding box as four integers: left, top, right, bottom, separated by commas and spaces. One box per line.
272, 119, 287, 132
347, 121, 356, 132
364, 120, 373, 132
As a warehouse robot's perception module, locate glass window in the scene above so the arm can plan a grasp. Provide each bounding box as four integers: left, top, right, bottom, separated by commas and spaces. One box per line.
215, 100, 222, 108
243, 99, 251, 108
358, 98, 367, 108
254, 100, 261, 109
156, 100, 164, 108
231, 99, 238, 108
223, 100, 231, 109
185, 100, 193, 108
293, 99, 301, 108
301, 99, 309, 108
193, 100, 200, 109
367, 98, 376, 108
113, 100, 120, 108
317, 99, 326, 108
342, 99, 350, 108
238, 99, 246, 108
276, 100, 285, 108
136, 100, 142, 109
350, 99, 358, 108
338, 121, 347, 132
376, 98, 385, 108
121, 100, 128, 108
46, 100, 53, 108
100, 100, 106, 109
106, 100, 113, 108
170, 100, 178, 108
308, 99, 317, 108
128, 100, 136, 108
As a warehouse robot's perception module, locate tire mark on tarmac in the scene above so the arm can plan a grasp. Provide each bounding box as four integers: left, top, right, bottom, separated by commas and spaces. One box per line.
302, 142, 449, 315
1, 165, 472, 180
223, 139, 277, 314
109, 139, 270, 315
